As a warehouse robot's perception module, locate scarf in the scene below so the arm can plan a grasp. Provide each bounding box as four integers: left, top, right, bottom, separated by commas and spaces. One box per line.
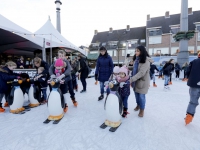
131, 57, 140, 88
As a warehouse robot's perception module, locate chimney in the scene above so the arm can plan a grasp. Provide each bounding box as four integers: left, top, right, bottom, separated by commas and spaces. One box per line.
188, 7, 193, 15
147, 14, 150, 21
94, 30, 98, 35
165, 11, 170, 18
126, 25, 130, 31
109, 27, 113, 33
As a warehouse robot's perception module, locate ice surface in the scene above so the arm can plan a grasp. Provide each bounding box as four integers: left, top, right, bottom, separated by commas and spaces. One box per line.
0, 78, 200, 150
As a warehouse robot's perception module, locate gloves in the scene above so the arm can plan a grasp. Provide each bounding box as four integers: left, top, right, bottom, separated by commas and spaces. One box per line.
57, 74, 65, 81
50, 74, 56, 79
95, 74, 98, 81
197, 81, 200, 86
120, 82, 126, 88
104, 81, 109, 86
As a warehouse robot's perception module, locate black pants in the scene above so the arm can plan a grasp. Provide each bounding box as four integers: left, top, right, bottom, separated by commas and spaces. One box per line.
175, 70, 180, 78
80, 77, 87, 91
184, 71, 187, 78
169, 73, 172, 82
67, 80, 75, 99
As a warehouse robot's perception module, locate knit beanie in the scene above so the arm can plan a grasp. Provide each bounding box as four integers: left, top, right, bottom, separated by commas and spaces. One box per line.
118, 66, 128, 76
55, 59, 64, 67
113, 66, 120, 73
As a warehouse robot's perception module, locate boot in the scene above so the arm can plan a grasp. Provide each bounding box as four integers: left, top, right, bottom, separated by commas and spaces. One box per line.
122, 108, 129, 118
138, 109, 144, 117
64, 104, 68, 113
75, 85, 78, 92
168, 81, 172, 85
71, 98, 78, 107
80, 90, 86, 93
185, 114, 193, 125
98, 94, 104, 101
4, 102, 9, 107
0, 103, 5, 113
134, 105, 140, 111
182, 78, 186, 81
153, 82, 157, 87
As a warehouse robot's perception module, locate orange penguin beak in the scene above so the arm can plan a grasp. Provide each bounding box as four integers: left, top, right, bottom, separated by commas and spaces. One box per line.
18, 80, 23, 84
51, 81, 55, 86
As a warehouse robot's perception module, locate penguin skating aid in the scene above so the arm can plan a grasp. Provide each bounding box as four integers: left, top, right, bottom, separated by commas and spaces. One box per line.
8, 79, 25, 114
100, 79, 123, 132
43, 79, 65, 124
28, 78, 41, 108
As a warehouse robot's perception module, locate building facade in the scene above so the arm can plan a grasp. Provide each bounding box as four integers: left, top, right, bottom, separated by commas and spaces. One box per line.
89, 8, 200, 64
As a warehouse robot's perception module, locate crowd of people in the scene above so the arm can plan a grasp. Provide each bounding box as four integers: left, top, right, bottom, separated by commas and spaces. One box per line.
0, 47, 200, 126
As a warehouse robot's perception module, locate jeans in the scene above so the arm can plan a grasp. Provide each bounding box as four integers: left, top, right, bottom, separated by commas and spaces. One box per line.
164, 75, 170, 86
0, 93, 5, 103
134, 92, 146, 110
152, 73, 156, 82
100, 81, 110, 95
186, 87, 200, 115
80, 77, 87, 91
121, 96, 129, 109
41, 89, 47, 100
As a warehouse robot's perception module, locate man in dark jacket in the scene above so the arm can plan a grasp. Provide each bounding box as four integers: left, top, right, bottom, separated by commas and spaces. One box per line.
185, 53, 200, 125
78, 54, 88, 93
95, 46, 114, 100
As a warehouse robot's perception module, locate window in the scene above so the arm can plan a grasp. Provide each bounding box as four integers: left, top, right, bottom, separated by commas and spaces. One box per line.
122, 50, 125, 56
149, 36, 162, 44
113, 50, 117, 56
171, 47, 179, 55
140, 39, 145, 43
148, 29, 162, 36
197, 26, 200, 41
107, 50, 113, 56
90, 51, 98, 54
149, 48, 169, 56
127, 49, 135, 56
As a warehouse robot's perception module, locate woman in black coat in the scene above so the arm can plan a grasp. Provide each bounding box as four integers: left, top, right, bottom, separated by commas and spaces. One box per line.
78, 55, 88, 93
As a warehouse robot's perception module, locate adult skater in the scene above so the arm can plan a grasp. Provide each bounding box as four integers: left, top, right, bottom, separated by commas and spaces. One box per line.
130, 46, 151, 117
185, 52, 200, 125
95, 46, 114, 101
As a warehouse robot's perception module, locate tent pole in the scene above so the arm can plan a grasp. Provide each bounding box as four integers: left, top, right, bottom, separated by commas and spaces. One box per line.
42, 38, 46, 61
50, 34, 52, 64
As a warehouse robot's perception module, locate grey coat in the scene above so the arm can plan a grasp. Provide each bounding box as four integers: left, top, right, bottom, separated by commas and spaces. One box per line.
130, 57, 151, 94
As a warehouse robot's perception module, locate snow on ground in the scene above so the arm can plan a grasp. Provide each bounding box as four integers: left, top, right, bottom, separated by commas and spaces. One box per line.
1, 77, 200, 150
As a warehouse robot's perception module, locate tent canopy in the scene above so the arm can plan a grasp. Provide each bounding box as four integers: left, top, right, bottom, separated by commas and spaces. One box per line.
35, 19, 85, 55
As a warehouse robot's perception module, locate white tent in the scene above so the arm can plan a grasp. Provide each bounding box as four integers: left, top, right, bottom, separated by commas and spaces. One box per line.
0, 14, 43, 55
35, 19, 85, 54
0, 14, 85, 57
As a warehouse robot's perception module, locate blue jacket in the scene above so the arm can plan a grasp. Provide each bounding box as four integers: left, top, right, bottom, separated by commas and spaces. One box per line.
0, 68, 18, 93
187, 58, 200, 88
95, 54, 114, 82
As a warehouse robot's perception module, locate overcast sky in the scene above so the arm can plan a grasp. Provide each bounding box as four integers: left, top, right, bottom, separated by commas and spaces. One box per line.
0, 0, 199, 47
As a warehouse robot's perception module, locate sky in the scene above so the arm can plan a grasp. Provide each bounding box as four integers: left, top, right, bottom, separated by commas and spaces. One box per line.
0, 0, 199, 47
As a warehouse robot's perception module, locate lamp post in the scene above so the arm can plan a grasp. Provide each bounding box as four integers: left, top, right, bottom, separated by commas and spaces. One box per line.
55, 0, 62, 33
178, 0, 189, 66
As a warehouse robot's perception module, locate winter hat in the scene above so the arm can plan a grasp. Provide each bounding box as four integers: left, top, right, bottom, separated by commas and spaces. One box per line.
113, 66, 120, 73
198, 52, 200, 58
55, 59, 64, 67
118, 66, 128, 76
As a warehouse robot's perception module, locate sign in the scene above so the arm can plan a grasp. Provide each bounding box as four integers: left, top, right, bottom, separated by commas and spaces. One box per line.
14, 69, 37, 78
46, 42, 51, 46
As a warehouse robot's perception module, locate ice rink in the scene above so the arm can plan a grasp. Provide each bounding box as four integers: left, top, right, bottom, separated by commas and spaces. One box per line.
1, 77, 200, 150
